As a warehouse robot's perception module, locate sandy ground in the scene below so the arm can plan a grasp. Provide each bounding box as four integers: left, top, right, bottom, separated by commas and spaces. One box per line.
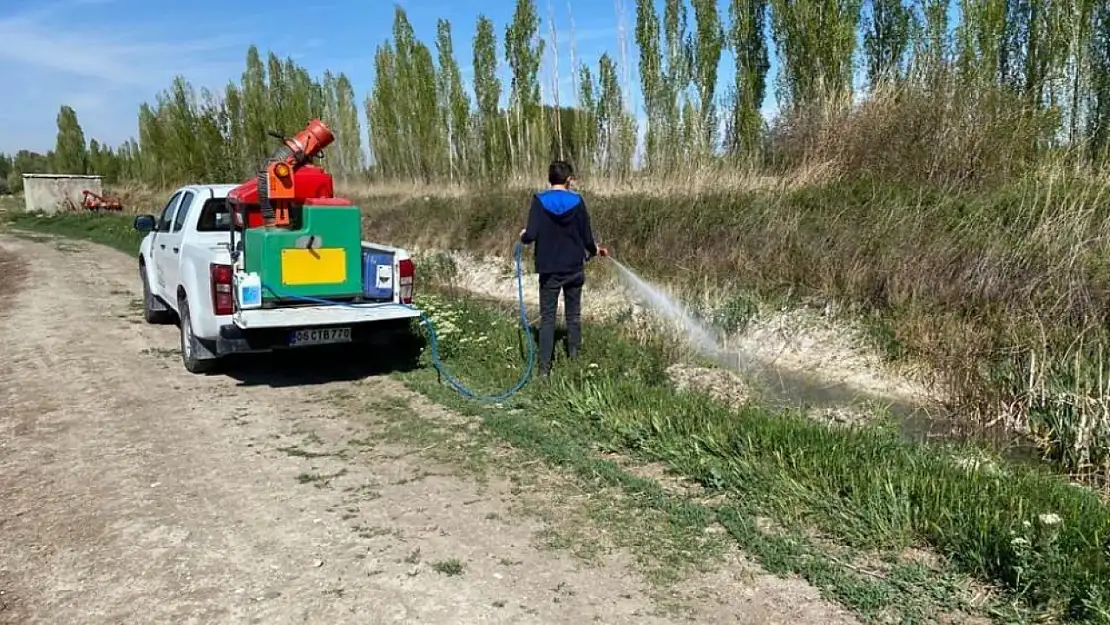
0, 231, 861, 624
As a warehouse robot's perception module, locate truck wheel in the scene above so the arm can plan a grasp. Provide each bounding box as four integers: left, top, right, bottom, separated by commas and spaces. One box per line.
178, 297, 218, 374
140, 264, 173, 324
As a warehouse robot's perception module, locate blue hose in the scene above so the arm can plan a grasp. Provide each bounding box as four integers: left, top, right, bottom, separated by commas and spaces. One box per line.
259, 242, 537, 403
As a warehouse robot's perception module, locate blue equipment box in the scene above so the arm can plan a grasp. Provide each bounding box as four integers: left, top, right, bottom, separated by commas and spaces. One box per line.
362, 251, 395, 300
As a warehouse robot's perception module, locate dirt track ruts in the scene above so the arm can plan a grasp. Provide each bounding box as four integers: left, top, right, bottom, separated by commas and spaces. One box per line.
0, 232, 859, 624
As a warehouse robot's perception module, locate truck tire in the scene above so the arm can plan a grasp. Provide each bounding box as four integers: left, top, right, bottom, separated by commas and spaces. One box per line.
140, 263, 173, 324
178, 296, 218, 374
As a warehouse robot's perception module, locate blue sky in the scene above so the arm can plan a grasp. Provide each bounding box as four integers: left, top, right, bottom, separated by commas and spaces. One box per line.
0, 0, 898, 155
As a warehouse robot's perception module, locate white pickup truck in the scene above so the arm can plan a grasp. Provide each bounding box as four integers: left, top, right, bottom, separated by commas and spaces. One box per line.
132, 184, 423, 373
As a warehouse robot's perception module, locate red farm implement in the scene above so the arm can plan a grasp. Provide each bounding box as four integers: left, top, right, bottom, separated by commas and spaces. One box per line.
80, 189, 123, 212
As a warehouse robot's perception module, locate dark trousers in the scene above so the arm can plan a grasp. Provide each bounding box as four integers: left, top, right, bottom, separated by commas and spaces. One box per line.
538, 271, 584, 374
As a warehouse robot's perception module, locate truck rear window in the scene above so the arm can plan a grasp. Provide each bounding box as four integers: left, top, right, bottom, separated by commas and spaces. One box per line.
196, 199, 231, 232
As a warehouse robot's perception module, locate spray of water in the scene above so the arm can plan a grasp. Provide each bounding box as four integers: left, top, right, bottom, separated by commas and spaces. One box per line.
608, 258, 722, 357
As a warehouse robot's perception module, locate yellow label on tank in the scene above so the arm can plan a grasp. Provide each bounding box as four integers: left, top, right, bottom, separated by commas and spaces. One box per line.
280, 248, 346, 285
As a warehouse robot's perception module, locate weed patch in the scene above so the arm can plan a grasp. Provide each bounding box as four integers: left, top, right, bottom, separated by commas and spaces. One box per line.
431, 558, 465, 576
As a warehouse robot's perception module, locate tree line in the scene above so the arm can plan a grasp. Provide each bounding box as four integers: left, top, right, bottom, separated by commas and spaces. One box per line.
3, 0, 1110, 192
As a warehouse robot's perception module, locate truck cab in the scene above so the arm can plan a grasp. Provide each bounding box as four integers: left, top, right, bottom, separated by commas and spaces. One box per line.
133, 184, 422, 374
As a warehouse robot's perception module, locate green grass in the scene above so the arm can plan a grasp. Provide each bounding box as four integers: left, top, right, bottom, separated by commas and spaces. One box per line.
4, 211, 143, 254
431, 558, 465, 576
399, 290, 1110, 622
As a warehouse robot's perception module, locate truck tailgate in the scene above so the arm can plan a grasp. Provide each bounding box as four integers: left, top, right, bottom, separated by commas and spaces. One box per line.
232, 302, 421, 329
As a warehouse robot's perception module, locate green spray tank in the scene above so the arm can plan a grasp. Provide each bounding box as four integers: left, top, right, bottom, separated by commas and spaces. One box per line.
225, 119, 365, 306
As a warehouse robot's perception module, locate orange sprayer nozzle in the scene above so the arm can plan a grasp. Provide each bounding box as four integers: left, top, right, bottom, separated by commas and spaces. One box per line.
284, 119, 335, 166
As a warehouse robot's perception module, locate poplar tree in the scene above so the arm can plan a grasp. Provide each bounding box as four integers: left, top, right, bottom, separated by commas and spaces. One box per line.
367, 43, 401, 179
953, 0, 1010, 88
333, 73, 364, 180
596, 53, 636, 178
266, 53, 288, 133
53, 105, 88, 174
137, 102, 166, 186
864, 0, 914, 85
576, 63, 598, 173
473, 15, 503, 179
690, 0, 725, 158
909, 0, 952, 83
662, 0, 692, 163
504, 0, 545, 173
436, 19, 472, 181
635, 0, 664, 169
769, 0, 863, 108
411, 39, 445, 182
1090, 1, 1110, 161
223, 83, 246, 176
241, 46, 270, 164
727, 0, 770, 157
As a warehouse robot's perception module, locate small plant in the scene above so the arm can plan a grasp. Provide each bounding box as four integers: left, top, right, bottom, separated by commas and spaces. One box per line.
431, 558, 465, 576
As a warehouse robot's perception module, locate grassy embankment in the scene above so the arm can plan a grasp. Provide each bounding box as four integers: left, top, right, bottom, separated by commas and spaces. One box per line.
358, 172, 1110, 486
6, 208, 1110, 623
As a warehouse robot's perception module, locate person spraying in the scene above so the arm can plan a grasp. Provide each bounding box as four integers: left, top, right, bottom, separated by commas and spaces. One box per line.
518, 160, 608, 378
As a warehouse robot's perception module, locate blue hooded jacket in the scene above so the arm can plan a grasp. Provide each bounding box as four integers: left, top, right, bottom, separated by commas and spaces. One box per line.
520, 188, 598, 276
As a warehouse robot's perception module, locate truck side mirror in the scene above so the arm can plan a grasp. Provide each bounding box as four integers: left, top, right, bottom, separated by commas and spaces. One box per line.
133, 214, 156, 232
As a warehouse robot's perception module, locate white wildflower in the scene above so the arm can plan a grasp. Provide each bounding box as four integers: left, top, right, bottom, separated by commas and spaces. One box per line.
1038, 513, 1062, 526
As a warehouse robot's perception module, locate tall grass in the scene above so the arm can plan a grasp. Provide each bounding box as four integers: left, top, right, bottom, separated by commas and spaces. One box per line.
361, 105, 1110, 486
764, 75, 1061, 189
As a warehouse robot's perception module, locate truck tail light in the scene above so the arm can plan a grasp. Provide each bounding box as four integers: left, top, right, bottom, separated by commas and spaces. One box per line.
211, 263, 234, 316
398, 258, 414, 304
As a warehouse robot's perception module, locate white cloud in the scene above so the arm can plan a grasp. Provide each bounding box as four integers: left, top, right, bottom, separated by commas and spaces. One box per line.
0, 2, 247, 152
0, 17, 240, 87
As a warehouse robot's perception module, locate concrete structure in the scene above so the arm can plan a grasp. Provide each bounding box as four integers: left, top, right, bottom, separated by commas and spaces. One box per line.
21, 174, 103, 214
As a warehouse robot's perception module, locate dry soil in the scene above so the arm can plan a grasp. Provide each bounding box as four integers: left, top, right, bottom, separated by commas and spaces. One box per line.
0, 232, 859, 625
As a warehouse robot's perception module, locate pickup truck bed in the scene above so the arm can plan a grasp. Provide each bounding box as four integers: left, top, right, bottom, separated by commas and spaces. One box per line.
232, 299, 421, 330
132, 184, 423, 373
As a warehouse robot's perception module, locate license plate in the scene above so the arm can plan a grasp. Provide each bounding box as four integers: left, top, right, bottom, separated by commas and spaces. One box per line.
288, 327, 352, 347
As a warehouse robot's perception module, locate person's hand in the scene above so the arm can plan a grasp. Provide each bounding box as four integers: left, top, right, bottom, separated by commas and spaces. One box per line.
519, 228, 526, 238
597, 246, 609, 258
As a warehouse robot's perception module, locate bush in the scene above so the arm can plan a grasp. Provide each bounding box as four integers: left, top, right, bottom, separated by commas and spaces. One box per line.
764, 75, 1059, 190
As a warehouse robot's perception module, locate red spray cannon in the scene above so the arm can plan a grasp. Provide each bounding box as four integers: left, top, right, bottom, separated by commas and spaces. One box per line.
227, 118, 337, 228
267, 118, 334, 170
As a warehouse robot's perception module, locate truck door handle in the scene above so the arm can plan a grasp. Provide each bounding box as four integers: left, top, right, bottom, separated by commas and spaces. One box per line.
160, 244, 166, 249
173, 247, 179, 253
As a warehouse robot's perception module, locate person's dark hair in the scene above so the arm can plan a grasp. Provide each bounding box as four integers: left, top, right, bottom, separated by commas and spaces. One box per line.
548, 160, 574, 186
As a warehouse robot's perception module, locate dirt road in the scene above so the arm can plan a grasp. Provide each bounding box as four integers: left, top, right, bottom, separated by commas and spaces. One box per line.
0, 232, 859, 624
